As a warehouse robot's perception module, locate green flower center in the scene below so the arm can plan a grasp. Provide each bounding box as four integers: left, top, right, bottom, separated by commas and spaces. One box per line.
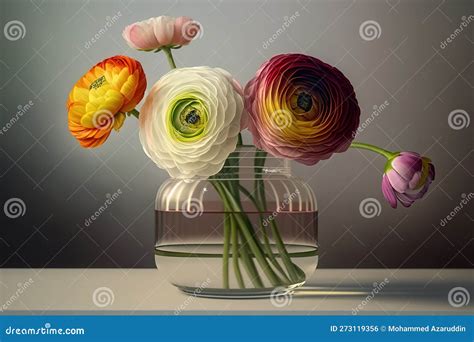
167, 94, 208, 143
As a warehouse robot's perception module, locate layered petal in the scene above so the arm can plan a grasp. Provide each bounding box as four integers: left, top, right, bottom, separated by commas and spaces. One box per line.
139, 66, 246, 178
391, 152, 422, 181
244, 53, 360, 165
122, 16, 201, 51
381, 152, 435, 208
67, 55, 146, 148
382, 174, 397, 208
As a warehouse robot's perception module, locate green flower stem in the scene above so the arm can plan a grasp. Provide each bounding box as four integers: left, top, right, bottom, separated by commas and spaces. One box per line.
225, 139, 285, 283
350, 141, 396, 159
211, 180, 264, 287
254, 150, 268, 208
237, 184, 291, 284
227, 145, 255, 249
254, 150, 301, 283
237, 132, 243, 146
212, 152, 263, 288
230, 214, 245, 288
222, 212, 231, 289
162, 46, 177, 69
216, 182, 283, 286
236, 225, 264, 287
269, 219, 302, 282
236, 210, 274, 272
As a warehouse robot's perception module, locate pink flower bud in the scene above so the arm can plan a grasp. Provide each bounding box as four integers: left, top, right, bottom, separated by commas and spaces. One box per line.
382, 152, 435, 208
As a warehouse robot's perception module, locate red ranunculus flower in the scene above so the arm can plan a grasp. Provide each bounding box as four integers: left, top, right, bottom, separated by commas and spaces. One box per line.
244, 53, 360, 165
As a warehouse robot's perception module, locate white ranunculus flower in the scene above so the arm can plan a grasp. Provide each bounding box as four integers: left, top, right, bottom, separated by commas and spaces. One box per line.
139, 66, 247, 178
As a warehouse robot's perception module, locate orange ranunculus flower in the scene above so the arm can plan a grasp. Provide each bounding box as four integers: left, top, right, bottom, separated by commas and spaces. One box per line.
67, 55, 147, 148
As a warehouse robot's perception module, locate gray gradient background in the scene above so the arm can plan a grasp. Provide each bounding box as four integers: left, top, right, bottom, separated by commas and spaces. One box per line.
0, 0, 472, 269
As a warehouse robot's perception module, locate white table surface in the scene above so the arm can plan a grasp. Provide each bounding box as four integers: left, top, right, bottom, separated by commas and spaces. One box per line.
0, 268, 472, 315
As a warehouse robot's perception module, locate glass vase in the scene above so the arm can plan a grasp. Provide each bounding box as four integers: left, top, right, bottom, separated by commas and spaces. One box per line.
155, 146, 318, 298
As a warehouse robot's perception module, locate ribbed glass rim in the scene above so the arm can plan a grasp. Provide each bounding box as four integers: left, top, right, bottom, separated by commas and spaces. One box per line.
219, 146, 291, 177
226, 146, 284, 159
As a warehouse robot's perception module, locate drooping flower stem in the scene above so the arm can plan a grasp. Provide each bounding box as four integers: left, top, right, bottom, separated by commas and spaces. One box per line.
162, 46, 177, 69
350, 141, 395, 159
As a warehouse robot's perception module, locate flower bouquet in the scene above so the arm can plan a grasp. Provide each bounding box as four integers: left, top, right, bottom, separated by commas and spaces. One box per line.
67, 16, 435, 298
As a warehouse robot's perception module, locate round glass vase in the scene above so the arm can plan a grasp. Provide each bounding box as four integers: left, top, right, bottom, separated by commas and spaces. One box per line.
155, 146, 318, 298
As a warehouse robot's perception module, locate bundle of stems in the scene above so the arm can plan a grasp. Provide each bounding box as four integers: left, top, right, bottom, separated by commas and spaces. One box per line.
210, 137, 305, 289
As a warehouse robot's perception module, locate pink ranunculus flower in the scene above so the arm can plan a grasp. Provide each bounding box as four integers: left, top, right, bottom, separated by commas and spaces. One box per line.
122, 16, 201, 51
382, 152, 435, 208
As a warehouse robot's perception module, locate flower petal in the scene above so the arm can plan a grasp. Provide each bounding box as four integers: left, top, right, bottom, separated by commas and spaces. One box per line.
67, 56, 146, 148
391, 152, 422, 181
126, 23, 159, 50
386, 169, 408, 193
244, 53, 360, 165
154, 16, 175, 46
139, 66, 245, 178
381, 174, 397, 208
408, 171, 421, 190
396, 192, 416, 207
